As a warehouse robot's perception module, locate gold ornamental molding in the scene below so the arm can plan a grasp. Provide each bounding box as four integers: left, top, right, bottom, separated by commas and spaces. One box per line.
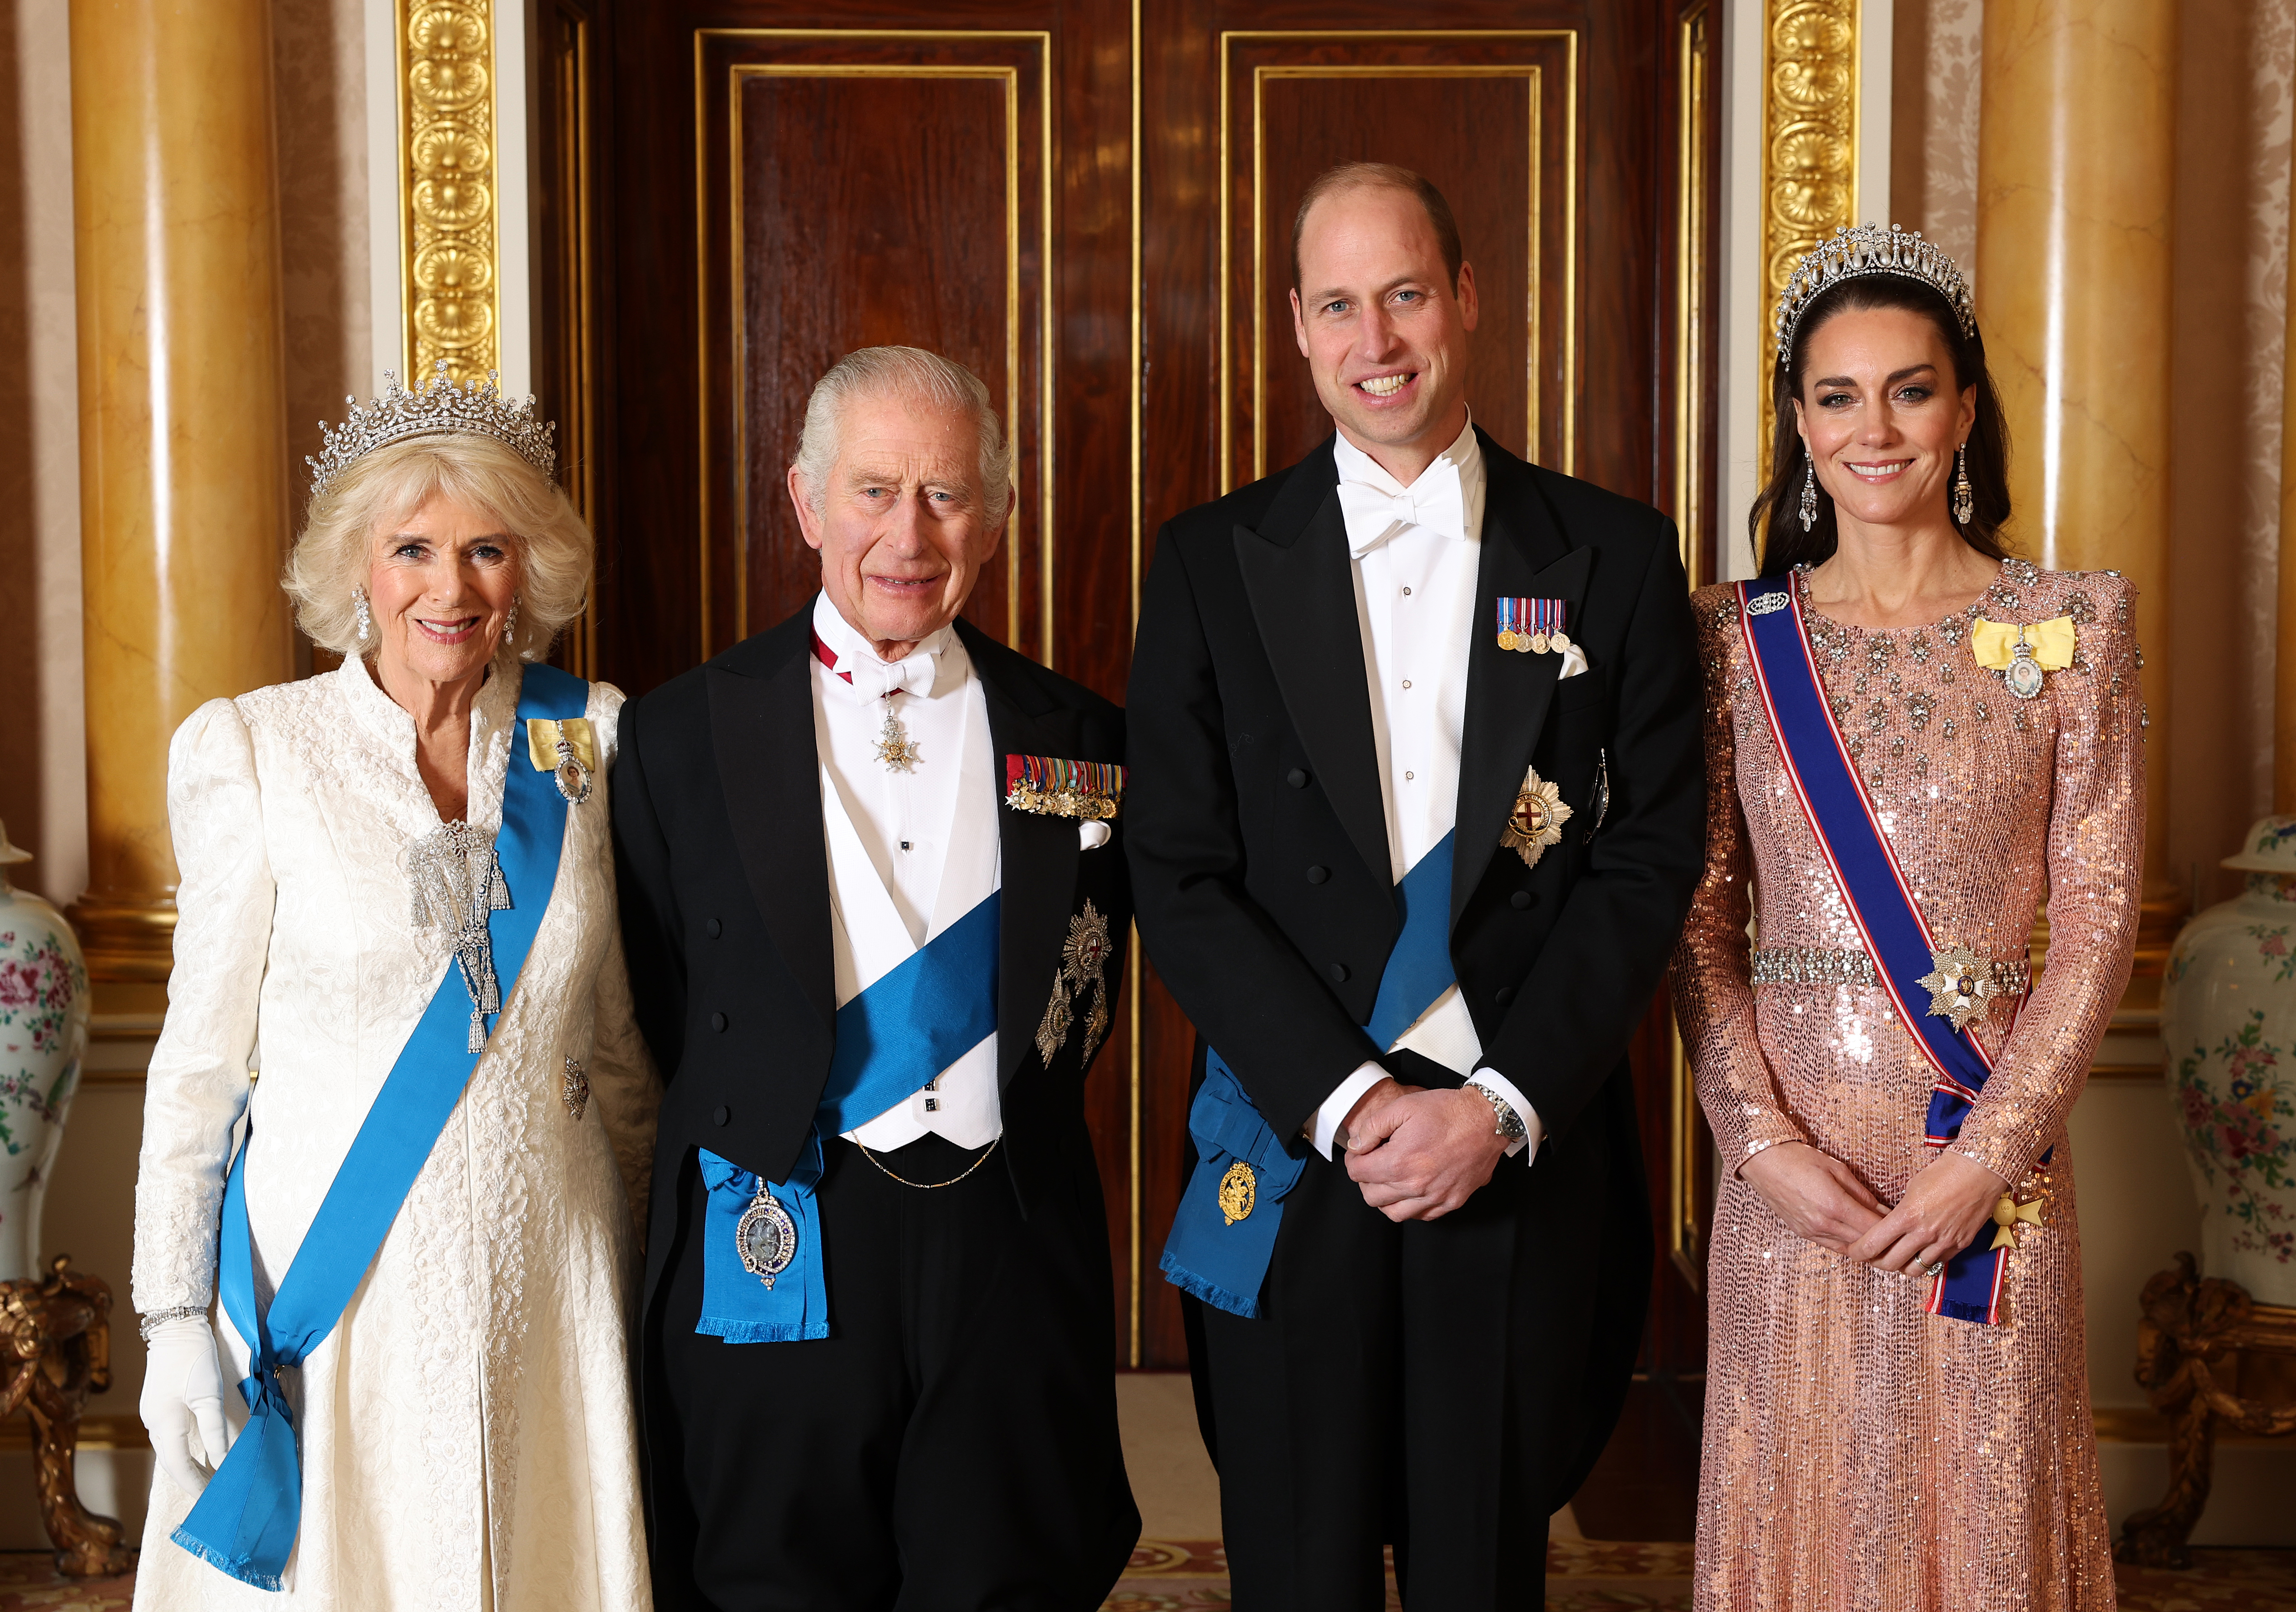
397, 0, 501, 383
1759, 0, 1858, 447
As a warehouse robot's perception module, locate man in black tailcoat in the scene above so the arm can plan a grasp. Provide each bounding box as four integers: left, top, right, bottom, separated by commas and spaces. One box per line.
614, 347, 1138, 1610
1127, 164, 1702, 1609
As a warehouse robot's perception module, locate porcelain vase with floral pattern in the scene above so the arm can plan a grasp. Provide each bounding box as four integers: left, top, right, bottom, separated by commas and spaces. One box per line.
2160, 816, 2296, 1306
0, 828, 88, 1284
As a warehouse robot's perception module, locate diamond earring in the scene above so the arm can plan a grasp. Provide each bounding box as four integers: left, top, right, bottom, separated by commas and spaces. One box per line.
1799, 451, 1819, 533
1952, 444, 1974, 526
353, 587, 373, 644
503, 595, 520, 646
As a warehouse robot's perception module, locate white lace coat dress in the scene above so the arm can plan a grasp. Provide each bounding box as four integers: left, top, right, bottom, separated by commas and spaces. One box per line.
129, 656, 658, 1611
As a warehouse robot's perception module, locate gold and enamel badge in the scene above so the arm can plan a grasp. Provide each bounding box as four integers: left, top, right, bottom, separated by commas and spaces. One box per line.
1218, 1160, 1257, 1225
1501, 766, 1574, 870
1988, 1191, 2045, 1250
1035, 900, 1115, 1066
874, 704, 923, 772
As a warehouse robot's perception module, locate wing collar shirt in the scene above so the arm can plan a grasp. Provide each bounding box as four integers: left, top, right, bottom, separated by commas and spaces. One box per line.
1311, 417, 1541, 1164
809, 592, 1002, 1150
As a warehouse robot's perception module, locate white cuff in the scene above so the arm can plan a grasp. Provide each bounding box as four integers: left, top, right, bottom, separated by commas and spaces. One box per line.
1309, 1062, 1392, 1160
1468, 1068, 1542, 1162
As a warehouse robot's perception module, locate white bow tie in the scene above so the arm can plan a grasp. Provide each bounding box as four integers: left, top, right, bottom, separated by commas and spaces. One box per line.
1336, 457, 1466, 554
823, 639, 939, 702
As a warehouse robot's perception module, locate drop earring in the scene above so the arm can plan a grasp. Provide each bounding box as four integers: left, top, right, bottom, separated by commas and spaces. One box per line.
503, 595, 520, 647
1951, 444, 1974, 526
353, 587, 373, 644
1799, 450, 1819, 532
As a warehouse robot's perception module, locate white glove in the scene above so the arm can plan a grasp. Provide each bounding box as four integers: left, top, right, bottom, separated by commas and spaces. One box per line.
140, 1315, 234, 1498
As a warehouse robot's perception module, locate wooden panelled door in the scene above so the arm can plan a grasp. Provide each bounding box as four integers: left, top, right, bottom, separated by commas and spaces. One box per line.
562, 0, 1720, 1372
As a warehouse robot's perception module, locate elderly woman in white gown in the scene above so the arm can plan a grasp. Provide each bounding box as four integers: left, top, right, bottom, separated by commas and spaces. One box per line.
129, 370, 658, 1609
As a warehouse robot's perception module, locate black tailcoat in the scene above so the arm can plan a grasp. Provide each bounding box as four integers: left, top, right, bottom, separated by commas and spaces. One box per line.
1125, 430, 1703, 1608
613, 606, 1137, 1610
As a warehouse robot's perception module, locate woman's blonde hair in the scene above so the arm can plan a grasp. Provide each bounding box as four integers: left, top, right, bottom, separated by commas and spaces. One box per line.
284, 432, 590, 661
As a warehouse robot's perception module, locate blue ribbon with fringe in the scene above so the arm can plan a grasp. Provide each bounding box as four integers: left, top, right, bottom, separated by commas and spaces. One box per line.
1738, 578, 2038, 1325
695, 890, 1001, 1343
173, 663, 587, 1590
1160, 831, 1457, 1319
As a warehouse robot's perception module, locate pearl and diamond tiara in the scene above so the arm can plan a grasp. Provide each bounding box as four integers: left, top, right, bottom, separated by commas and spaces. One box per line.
1773, 223, 1976, 367
306, 361, 557, 499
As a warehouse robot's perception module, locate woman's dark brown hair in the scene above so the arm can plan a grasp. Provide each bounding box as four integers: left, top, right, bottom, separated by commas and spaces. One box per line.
1751, 274, 2012, 576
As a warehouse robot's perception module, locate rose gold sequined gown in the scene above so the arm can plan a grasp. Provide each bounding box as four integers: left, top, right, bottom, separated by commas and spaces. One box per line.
1672, 559, 2140, 1611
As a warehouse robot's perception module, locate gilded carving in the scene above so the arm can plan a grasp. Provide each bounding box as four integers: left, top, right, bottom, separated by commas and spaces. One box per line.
1761, 0, 1857, 440
399, 0, 499, 383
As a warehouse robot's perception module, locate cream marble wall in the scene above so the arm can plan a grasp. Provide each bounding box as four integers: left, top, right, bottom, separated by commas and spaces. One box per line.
0, 0, 366, 1548
0, 0, 84, 914
1888, 0, 2296, 1546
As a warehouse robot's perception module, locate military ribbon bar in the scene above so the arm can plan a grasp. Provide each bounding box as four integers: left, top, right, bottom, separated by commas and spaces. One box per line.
1496, 597, 1567, 655
1736, 578, 2037, 1326
1005, 753, 1124, 821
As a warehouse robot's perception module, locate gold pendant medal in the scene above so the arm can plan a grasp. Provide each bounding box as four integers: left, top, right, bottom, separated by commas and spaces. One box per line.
1218, 1160, 1257, 1225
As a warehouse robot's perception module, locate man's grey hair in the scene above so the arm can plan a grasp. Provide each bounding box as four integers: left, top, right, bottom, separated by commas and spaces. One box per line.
791, 346, 1014, 517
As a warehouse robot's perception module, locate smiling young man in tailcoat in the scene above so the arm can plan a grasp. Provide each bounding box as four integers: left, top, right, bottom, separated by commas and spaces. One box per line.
1127, 164, 1704, 1608
613, 347, 1138, 1610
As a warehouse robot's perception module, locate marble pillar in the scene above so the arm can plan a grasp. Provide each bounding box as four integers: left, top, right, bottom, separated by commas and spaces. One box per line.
1976, 0, 2179, 1053
2278, 167, 2296, 814
66, 0, 294, 981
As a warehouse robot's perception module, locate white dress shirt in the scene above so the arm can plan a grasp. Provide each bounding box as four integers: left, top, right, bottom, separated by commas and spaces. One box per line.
809, 592, 1003, 1150
1308, 417, 1544, 1164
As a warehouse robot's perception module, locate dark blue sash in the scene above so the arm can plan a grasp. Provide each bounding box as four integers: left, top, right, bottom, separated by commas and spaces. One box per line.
696, 890, 1001, 1342
1160, 832, 1457, 1319
1737, 579, 2030, 1324
174, 663, 588, 1589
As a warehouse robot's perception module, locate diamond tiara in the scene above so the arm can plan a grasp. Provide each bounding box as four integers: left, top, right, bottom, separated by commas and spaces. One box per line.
306, 361, 557, 499
1774, 223, 1976, 366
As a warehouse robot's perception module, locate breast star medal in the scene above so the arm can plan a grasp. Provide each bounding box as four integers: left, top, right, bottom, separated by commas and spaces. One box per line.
1917, 942, 1997, 1032
1218, 1160, 1257, 1225
1501, 765, 1573, 869
562, 1056, 589, 1121
1035, 900, 1115, 1066
736, 1181, 798, 1289
874, 697, 922, 772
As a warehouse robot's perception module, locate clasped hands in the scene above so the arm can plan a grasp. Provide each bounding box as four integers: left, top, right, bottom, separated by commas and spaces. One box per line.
1738, 1139, 2005, 1274
1335, 1076, 1509, 1222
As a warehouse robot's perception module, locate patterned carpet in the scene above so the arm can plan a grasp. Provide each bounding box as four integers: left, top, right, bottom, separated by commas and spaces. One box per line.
0, 1544, 2287, 1608
1103, 1540, 2296, 1611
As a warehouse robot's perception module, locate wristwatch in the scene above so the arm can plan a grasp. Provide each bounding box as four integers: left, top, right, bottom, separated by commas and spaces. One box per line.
1463, 1078, 1527, 1144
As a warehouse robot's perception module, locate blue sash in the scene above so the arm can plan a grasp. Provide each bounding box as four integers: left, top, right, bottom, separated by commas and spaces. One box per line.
174, 663, 588, 1590
1160, 832, 1457, 1319
1738, 579, 2035, 1325
695, 890, 1001, 1342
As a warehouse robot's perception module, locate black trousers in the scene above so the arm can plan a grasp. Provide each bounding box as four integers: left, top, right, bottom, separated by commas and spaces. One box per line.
646, 1132, 1140, 1612
1189, 1089, 1643, 1612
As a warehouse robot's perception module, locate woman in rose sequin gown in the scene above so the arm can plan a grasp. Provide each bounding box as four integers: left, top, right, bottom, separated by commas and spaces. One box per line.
1673, 234, 2137, 1611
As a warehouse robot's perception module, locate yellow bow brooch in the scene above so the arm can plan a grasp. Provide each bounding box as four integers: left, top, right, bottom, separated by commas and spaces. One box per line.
1969, 615, 2075, 701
